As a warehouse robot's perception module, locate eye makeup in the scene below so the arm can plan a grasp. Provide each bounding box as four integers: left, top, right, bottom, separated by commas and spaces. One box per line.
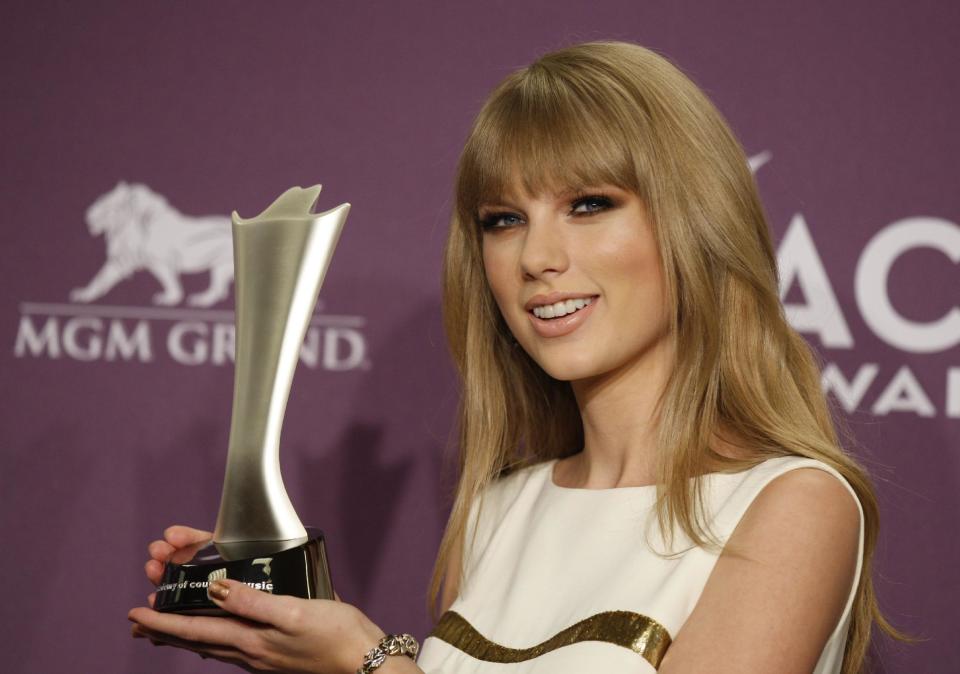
476, 190, 618, 231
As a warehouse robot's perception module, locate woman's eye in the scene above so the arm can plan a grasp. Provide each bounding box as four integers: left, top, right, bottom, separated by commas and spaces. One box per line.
478, 212, 523, 230
571, 195, 613, 215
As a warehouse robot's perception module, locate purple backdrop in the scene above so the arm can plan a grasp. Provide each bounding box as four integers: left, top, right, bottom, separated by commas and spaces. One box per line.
1, 2, 956, 672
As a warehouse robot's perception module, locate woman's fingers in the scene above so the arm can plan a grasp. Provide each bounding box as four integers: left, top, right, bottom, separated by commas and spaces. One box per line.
148, 539, 175, 561
132, 623, 253, 669
163, 525, 212, 548
207, 579, 309, 632
145, 559, 165, 585
129, 608, 272, 673
128, 606, 250, 649
145, 528, 210, 585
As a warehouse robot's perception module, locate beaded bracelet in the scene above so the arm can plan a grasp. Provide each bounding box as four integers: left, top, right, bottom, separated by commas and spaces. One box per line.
357, 633, 420, 673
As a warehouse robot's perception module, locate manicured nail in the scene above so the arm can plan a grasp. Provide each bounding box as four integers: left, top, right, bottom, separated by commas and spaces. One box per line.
208, 580, 230, 601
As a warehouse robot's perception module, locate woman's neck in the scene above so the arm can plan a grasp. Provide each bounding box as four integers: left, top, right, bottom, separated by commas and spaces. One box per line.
564, 338, 674, 489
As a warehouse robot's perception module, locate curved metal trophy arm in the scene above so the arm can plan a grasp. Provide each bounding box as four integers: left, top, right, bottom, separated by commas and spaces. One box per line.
213, 185, 350, 547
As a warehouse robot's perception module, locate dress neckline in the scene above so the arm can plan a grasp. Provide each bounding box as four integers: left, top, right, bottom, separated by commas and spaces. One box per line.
545, 458, 660, 493
543, 456, 778, 494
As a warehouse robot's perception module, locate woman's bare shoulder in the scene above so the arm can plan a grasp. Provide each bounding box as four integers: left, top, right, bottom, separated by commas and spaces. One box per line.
660, 466, 861, 674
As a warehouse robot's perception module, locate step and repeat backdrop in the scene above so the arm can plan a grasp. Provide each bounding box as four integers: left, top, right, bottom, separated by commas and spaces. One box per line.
1, 2, 956, 673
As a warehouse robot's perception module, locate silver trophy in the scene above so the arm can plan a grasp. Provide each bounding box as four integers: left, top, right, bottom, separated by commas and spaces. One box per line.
154, 185, 349, 614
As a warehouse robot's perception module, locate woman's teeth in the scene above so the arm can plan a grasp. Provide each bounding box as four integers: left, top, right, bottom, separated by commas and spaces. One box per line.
532, 297, 593, 319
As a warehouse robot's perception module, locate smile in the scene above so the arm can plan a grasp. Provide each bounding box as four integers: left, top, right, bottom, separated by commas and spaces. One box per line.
531, 297, 594, 319
526, 295, 599, 338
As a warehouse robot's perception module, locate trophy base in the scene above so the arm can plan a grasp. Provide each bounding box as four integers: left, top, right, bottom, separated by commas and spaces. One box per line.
154, 527, 333, 615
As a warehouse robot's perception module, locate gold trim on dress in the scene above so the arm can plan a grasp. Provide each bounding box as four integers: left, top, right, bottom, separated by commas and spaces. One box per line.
428, 610, 671, 669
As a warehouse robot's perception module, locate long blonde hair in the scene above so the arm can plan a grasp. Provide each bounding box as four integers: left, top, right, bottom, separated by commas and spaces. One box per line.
431, 40, 898, 673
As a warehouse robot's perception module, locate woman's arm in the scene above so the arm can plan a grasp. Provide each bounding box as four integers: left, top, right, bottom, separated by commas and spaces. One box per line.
658, 468, 861, 674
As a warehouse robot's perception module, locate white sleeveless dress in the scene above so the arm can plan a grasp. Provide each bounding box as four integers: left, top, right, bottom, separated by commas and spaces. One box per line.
417, 455, 864, 673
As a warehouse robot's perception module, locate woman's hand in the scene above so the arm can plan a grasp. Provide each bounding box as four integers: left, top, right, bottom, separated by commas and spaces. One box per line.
129, 579, 386, 673
132, 525, 396, 673
144, 525, 212, 594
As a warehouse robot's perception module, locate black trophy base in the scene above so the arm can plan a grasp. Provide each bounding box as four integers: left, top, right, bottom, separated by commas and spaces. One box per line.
154, 527, 333, 615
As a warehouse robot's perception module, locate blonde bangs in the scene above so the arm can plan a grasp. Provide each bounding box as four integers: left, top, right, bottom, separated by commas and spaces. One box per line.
455, 64, 645, 224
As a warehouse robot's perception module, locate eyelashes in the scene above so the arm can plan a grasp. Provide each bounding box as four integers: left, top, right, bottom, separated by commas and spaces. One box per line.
477, 211, 522, 230
570, 194, 614, 215
476, 193, 616, 231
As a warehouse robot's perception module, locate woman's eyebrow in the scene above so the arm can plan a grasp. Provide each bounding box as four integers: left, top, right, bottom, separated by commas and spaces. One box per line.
477, 184, 623, 212
477, 198, 520, 212
556, 183, 620, 196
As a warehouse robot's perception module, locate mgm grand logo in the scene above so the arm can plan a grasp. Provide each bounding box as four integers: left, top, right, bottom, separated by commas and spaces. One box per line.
14, 182, 368, 370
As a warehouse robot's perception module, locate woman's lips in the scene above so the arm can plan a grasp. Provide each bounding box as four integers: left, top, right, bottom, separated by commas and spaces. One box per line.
527, 297, 598, 338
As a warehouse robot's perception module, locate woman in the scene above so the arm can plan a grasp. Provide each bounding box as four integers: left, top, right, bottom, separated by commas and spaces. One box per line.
130, 41, 898, 673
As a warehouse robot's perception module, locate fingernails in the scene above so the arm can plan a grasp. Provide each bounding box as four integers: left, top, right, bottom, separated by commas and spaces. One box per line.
207, 579, 230, 601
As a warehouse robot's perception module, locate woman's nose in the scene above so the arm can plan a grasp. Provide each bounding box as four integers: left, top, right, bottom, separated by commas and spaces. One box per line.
519, 217, 569, 279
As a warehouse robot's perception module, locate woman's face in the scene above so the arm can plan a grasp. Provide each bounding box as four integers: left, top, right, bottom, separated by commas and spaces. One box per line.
479, 182, 672, 384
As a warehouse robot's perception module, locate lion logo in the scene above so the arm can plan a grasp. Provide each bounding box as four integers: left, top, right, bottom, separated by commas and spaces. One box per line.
70, 181, 234, 307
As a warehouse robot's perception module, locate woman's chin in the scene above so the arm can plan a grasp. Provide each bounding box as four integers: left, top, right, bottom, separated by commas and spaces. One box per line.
535, 359, 605, 384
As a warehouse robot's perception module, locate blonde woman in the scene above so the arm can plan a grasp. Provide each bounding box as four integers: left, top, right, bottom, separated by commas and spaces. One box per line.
131, 41, 898, 674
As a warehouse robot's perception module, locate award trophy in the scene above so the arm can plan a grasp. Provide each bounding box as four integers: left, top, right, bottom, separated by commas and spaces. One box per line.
153, 185, 349, 614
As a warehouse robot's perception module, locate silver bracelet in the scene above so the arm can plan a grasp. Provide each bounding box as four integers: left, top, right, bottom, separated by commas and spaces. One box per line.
357, 633, 420, 674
